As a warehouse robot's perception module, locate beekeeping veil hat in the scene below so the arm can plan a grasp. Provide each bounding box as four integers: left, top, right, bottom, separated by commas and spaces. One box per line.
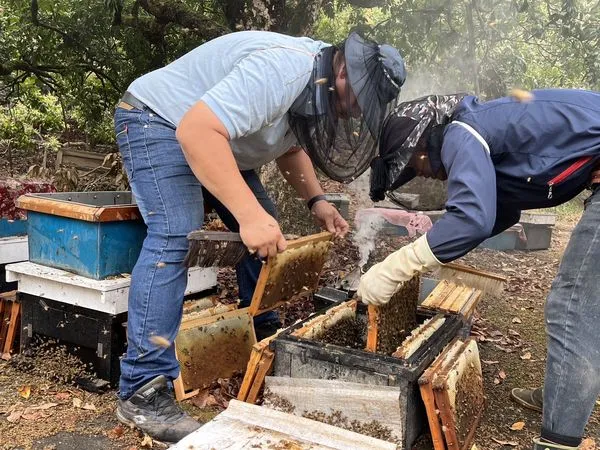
370, 94, 467, 201
288, 32, 406, 182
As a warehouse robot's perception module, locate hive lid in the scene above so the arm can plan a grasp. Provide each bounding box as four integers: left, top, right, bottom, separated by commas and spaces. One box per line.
16, 191, 140, 222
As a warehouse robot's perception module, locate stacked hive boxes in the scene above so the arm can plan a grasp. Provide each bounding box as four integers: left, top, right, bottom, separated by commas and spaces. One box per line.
5, 191, 216, 384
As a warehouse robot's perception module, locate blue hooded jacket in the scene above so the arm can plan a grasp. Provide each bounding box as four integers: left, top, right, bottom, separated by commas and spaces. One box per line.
427, 89, 600, 262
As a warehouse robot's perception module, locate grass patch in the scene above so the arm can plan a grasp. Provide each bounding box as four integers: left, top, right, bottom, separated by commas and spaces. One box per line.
530, 193, 585, 224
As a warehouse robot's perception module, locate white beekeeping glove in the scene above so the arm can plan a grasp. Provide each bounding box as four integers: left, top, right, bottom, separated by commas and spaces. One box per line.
357, 234, 441, 306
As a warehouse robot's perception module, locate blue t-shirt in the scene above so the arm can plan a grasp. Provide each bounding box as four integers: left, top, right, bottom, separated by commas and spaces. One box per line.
128, 31, 329, 170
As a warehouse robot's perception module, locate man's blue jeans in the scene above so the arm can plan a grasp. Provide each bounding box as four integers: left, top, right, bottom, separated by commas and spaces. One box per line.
542, 185, 600, 446
114, 106, 278, 399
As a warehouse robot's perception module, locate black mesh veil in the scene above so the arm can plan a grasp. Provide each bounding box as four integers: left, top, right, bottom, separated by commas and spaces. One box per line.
288, 32, 406, 183
369, 94, 467, 201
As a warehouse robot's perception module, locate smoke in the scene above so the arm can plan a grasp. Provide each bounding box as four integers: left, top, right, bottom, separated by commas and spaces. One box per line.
353, 212, 386, 268
399, 68, 472, 100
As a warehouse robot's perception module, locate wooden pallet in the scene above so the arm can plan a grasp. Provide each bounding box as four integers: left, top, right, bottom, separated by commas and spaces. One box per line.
248, 232, 333, 317
0, 291, 20, 360
418, 338, 485, 450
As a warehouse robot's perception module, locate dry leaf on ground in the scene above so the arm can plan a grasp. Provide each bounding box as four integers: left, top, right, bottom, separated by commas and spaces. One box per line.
512, 317, 522, 324
581, 438, 596, 450
492, 437, 518, 446
190, 389, 210, 408
520, 352, 532, 360
28, 402, 58, 410
140, 434, 153, 448
499, 370, 507, 380
54, 392, 71, 401
72, 397, 83, 408
6, 409, 23, 423
510, 421, 525, 431
108, 424, 125, 439
18, 385, 31, 399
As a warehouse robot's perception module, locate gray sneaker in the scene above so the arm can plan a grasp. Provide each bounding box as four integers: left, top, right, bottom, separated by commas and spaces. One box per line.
116, 375, 201, 443
532, 438, 578, 449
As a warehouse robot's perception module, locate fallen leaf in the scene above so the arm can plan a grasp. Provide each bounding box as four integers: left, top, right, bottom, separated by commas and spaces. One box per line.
140, 434, 153, 448
82, 403, 96, 411
510, 421, 525, 430
482, 360, 499, 365
149, 335, 170, 348
55, 392, 71, 401
190, 389, 210, 408
508, 329, 520, 336
499, 370, 507, 380
520, 352, 532, 360
205, 394, 220, 407
492, 437, 518, 446
18, 385, 31, 399
6, 409, 23, 423
72, 397, 83, 408
28, 402, 58, 410
493, 378, 500, 385
512, 317, 522, 324
22, 411, 46, 421
108, 424, 125, 438
581, 438, 596, 450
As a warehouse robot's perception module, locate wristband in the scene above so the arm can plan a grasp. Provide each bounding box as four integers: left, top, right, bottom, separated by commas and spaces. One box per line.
307, 194, 327, 210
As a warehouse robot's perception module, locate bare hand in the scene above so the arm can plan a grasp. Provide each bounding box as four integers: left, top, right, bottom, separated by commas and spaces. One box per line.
310, 201, 350, 237
239, 211, 287, 259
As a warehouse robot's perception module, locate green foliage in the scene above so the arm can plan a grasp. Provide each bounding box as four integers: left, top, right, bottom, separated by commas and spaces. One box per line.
1, 0, 600, 191
0, 82, 63, 151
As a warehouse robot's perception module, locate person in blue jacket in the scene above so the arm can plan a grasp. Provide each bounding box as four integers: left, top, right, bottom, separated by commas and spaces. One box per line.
114, 30, 406, 443
358, 90, 600, 450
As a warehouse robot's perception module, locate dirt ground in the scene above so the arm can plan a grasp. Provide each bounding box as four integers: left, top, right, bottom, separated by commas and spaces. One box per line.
1, 203, 599, 449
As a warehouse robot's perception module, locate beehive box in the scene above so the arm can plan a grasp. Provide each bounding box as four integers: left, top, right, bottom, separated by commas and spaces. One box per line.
516, 212, 556, 251
18, 293, 127, 385
272, 300, 462, 448
16, 191, 146, 279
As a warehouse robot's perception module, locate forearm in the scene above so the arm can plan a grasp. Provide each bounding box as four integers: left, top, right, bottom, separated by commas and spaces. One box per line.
177, 102, 264, 224
276, 147, 324, 201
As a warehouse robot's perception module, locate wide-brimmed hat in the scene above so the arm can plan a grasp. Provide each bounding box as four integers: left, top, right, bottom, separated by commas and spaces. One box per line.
345, 32, 407, 138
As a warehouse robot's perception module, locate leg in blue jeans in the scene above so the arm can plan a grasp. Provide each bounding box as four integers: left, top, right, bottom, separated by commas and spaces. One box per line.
203, 184, 279, 325
115, 107, 277, 399
541, 186, 600, 446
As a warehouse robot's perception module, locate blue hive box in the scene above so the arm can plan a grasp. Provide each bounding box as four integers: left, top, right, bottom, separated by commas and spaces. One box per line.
0, 218, 27, 238
17, 192, 146, 280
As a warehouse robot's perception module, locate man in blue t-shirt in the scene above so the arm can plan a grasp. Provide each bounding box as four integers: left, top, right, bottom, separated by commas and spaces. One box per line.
114, 30, 406, 442
359, 90, 600, 450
